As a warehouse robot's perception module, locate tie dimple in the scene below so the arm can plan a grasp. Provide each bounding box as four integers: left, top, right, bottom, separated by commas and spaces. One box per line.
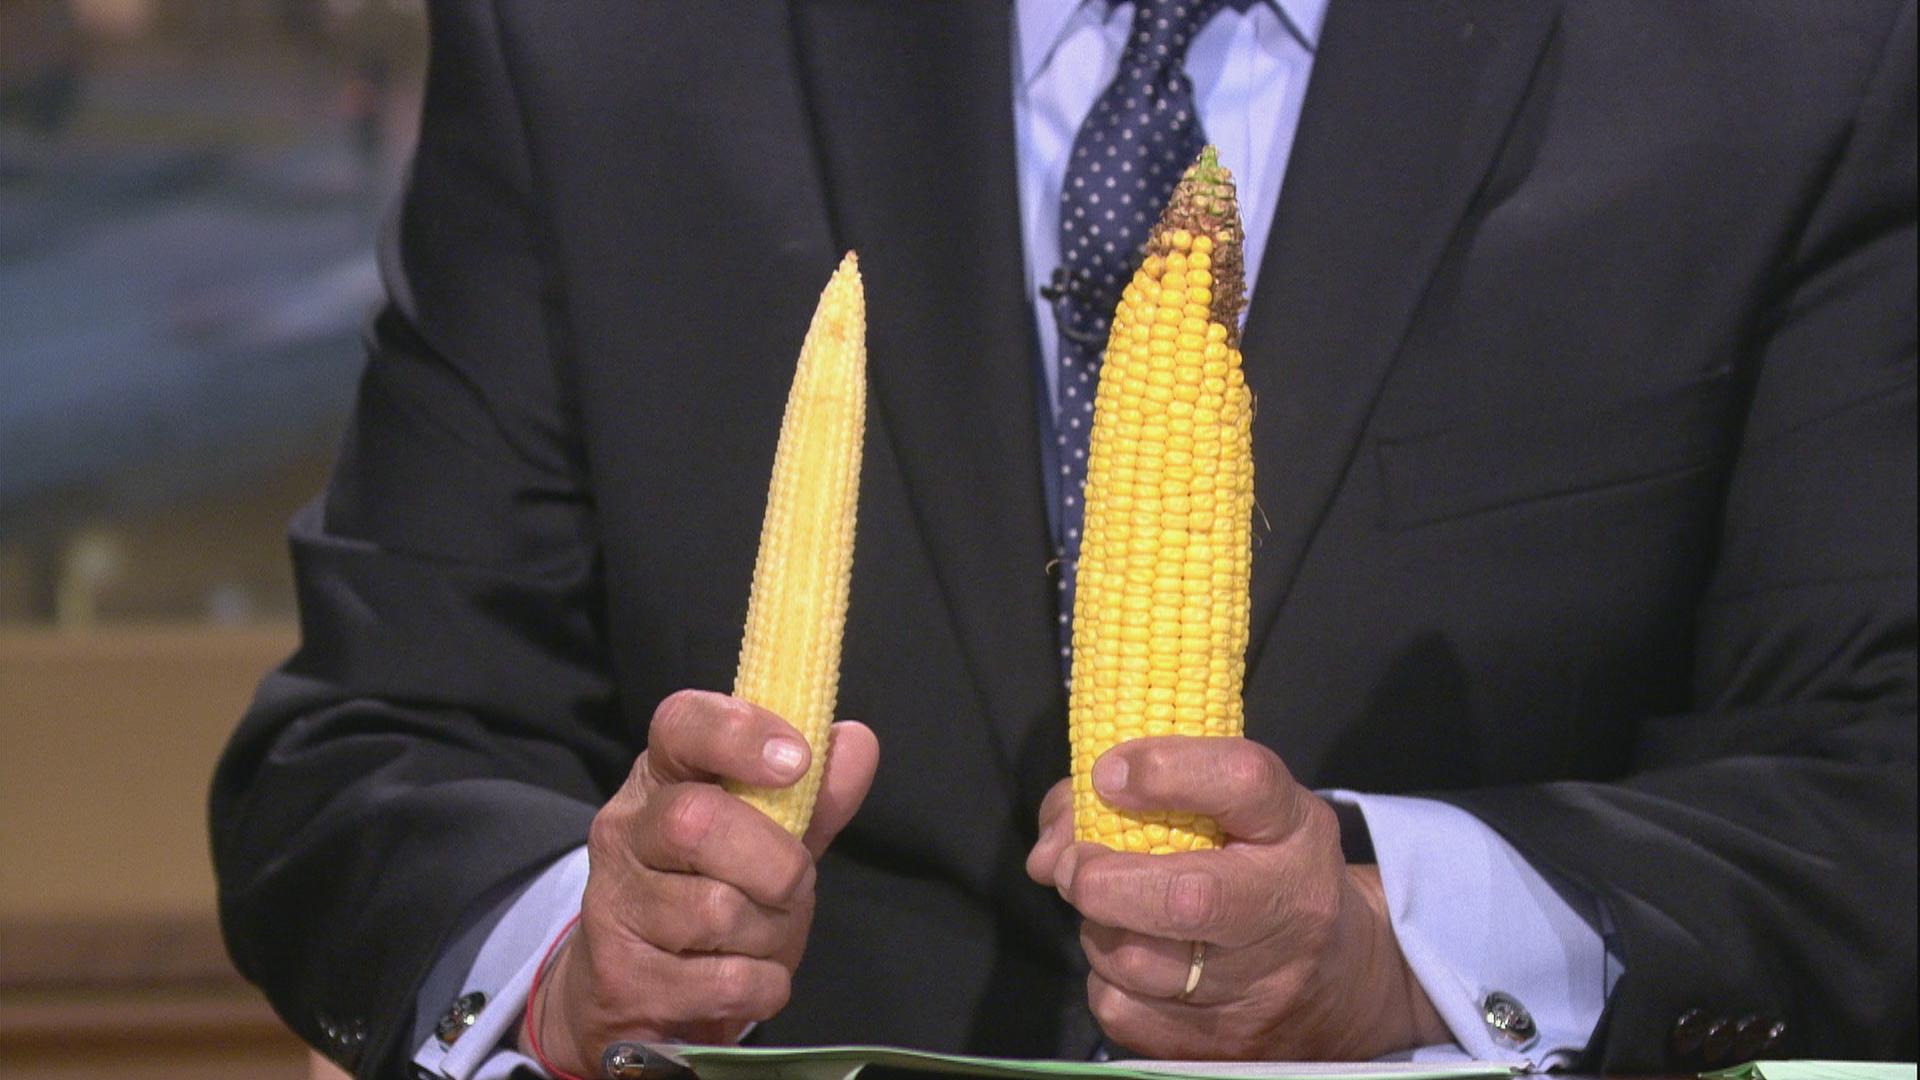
1053, 0, 1225, 671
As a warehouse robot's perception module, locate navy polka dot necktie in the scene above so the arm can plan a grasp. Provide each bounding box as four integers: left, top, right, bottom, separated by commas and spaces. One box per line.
1051, 0, 1225, 666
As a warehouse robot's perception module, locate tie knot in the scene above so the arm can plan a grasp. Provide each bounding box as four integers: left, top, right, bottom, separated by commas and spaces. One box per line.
1123, 0, 1229, 65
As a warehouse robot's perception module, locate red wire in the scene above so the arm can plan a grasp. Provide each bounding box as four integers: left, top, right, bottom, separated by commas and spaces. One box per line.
523, 912, 588, 1080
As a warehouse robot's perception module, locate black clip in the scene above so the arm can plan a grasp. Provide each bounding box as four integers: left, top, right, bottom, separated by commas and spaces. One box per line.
1041, 267, 1111, 347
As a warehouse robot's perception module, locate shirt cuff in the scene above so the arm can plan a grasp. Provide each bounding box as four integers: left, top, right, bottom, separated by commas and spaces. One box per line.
1323, 792, 1619, 1070
412, 846, 589, 1080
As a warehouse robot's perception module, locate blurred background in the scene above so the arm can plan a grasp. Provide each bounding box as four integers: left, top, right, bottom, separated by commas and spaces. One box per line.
1, 1, 425, 1076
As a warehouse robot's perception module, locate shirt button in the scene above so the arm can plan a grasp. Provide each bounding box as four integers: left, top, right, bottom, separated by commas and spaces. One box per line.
1671, 1007, 1711, 1062
1731, 1015, 1772, 1062
1702, 1016, 1736, 1065
338, 1018, 368, 1067
1666, 999, 1712, 1060
1760, 1019, 1789, 1056
1481, 991, 1538, 1049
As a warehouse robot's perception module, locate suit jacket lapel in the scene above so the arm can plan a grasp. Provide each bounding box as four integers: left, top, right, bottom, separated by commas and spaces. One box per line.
789, 2, 1066, 801
1241, 0, 1563, 679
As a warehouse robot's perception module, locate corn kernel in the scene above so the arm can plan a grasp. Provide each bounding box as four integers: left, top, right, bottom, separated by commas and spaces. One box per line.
1068, 148, 1251, 853
726, 253, 866, 837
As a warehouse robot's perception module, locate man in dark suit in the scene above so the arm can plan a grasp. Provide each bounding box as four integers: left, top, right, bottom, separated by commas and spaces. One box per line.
210, 2, 1916, 1077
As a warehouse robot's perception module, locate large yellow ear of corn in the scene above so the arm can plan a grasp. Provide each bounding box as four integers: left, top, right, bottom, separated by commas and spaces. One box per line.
1069, 147, 1252, 854
724, 252, 867, 837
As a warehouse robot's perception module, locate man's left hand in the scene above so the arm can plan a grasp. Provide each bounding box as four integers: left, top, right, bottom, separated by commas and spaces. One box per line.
1027, 736, 1450, 1060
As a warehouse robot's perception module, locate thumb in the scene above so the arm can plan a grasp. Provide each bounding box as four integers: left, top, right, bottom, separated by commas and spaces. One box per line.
800, 720, 879, 859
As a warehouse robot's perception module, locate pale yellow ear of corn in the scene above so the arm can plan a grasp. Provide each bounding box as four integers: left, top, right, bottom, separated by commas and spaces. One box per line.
1069, 147, 1253, 854
724, 253, 867, 837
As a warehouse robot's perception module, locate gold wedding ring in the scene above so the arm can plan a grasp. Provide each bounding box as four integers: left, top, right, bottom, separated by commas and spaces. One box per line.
1180, 940, 1207, 1000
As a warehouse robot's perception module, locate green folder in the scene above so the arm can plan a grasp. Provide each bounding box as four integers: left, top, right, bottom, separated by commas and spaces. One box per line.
1705, 1062, 1918, 1080
663, 1045, 1518, 1080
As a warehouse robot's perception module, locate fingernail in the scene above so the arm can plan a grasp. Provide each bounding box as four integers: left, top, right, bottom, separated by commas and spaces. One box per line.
1092, 754, 1128, 797
764, 738, 806, 777
1055, 847, 1080, 899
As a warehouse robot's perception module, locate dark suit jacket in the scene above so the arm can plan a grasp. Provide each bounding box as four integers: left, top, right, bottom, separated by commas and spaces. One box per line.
209, 2, 1918, 1075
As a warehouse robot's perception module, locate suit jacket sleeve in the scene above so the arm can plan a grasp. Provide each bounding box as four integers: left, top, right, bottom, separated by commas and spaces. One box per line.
1441, 4, 1918, 1069
207, 6, 624, 1075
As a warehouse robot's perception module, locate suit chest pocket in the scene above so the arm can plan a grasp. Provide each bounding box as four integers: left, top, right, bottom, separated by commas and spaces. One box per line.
1374, 368, 1744, 530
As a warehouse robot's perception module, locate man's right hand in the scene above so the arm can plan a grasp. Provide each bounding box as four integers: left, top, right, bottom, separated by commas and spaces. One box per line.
519, 689, 879, 1070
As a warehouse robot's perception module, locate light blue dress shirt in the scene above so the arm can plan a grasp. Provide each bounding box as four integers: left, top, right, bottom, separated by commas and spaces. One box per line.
411, 4, 1617, 1076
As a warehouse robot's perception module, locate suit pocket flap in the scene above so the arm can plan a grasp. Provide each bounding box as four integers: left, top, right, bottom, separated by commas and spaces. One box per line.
1376, 369, 1741, 529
